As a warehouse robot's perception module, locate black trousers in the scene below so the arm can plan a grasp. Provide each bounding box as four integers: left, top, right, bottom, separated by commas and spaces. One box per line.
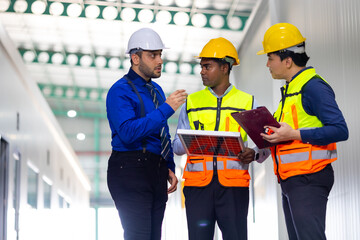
183, 177, 249, 240
280, 164, 334, 240
107, 150, 169, 240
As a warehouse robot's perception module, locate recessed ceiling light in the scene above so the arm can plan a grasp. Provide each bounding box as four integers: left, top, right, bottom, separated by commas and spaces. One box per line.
67, 110, 77, 118
209, 15, 224, 29
66, 89, 75, 98
67, 3, 82, 18
156, 10, 172, 24
38, 52, 49, 63
23, 51, 35, 62
31, 0, 46, 15
66, 54, 78, 66
89, 90, 99, 100
191, 13, 207, 28
173, 12, 189, 26
54, 87, 63, 97
102, 6, 118, 20
76, 133, 86, 141
49, 2, 64, 16
138, 9, 154, 23
95, 56, 107, 68
78, 89, 87, 98
120, 7, 136, 22
158, 0, 173, 6
0, 0, 10, 12
51, 53, 64, 65
165, 62, 178, 74
85, 5, 100, 19
108, 57, 121, 69
227, 16, 243, 30
175, 0, 191, 8
80, 55, 93, 67
179, 63, 192, 74
13, 0, 28, 13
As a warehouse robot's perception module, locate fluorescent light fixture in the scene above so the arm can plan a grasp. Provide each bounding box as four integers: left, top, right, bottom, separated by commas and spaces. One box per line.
78, 89, 87, 98
156, 10, 172, 24
67, 3, 82, 18
65, 88, 75, 98
0, 0, 10, 12
66, 54, 78, 66
49, 2, 64, 16
67, 110, 77, 118
209, 15, 224, 28
102, 6, 118, 20
173, 12, 189, 26
213, 1, 229, 10
120, 7, 136, 22
76, 133, 86, 141
42, 86, 52, 96
138, 9, 154, 23
227, 16, 242, 30
31, 0, 46, 15
37, 52, 49, 63
195, 0, 210, 9
13, 0, 28, 13
191, 13, 207, 28
85, 5, 100, 19
89, 90, 99, 100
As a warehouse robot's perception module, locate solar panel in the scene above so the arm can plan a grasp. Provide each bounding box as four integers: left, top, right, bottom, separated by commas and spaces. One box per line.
177, 129, 244, 158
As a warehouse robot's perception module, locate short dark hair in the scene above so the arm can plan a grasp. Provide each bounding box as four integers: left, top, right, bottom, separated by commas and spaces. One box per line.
272, 43, 310, 67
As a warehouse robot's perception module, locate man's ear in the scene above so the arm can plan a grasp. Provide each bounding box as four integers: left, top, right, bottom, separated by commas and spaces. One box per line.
221, 63, 229, 74
131, 53, 140, 65
285, 57, 293, 68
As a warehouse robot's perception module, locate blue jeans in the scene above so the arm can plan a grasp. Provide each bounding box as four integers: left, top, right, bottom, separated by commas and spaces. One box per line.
280, 164, 334, 240
107, 150, 168, 240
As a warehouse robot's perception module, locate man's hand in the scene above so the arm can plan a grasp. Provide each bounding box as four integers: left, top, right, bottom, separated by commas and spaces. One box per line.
165, 89, 187, 111
167, 169, 178, 194
260, 122, 301, 143
238, 147, 255, 164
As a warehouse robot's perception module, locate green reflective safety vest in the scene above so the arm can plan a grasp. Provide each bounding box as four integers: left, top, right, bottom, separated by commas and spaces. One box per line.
183, 86, 254, 187
271, 68, 337, 180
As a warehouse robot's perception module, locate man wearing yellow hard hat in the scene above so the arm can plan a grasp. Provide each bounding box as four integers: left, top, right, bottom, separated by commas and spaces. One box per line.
257, 23, 348, 239
173, 37, 269, 240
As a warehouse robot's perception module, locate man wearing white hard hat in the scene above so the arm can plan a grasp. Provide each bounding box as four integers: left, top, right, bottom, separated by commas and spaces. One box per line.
106, 28, 187, 240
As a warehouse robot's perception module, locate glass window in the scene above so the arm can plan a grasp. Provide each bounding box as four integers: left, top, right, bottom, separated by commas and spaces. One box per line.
43, 178, 52, 209
27, 166, 38, 208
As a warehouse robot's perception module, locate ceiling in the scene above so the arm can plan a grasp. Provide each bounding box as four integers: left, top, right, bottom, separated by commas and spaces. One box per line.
0, 0, 259, 206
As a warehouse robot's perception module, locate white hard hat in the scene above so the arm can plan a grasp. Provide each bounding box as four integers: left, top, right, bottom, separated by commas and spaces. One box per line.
126, 28, 168, 54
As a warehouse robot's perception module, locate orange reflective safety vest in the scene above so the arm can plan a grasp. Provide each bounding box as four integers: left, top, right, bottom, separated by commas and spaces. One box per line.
271, 68, 337, 180
183, 86, 254, 187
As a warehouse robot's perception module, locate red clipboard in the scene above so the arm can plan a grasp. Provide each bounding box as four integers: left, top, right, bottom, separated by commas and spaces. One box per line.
231, 106, 280, 149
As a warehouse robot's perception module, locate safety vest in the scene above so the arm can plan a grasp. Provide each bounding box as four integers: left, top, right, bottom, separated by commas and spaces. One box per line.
271, 68, 337, 180
183, 86, 254, 187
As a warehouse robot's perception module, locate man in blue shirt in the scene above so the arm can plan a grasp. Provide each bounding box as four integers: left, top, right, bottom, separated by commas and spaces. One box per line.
257, 23, 348, 239
106, 28, 187, 240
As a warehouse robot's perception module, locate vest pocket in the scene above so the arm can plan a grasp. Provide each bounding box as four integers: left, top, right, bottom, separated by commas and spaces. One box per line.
278, 144, 312, 171
183, 157, 207, 181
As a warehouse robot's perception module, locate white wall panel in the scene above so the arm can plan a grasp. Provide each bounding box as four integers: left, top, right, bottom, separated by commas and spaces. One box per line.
234, 0, 360, 239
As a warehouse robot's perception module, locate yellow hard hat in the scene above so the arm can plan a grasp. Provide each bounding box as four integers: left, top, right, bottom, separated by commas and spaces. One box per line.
257, 23, 306, 55
196, 37, 240, 65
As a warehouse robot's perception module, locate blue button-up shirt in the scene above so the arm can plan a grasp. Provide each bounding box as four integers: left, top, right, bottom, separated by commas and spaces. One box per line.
106, 68, 175, 172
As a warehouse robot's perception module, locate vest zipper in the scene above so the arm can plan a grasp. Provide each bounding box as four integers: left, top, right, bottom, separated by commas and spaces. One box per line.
213, 97, 222, 176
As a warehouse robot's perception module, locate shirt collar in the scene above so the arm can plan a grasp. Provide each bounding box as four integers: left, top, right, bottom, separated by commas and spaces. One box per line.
126, 68, 149, 87
208, 84, 233, 98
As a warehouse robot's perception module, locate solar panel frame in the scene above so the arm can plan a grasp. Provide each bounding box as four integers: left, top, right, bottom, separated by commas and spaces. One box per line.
177, 129, 244, 158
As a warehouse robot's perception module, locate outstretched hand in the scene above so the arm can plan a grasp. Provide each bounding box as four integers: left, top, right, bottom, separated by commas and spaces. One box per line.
166, 89, 187, 111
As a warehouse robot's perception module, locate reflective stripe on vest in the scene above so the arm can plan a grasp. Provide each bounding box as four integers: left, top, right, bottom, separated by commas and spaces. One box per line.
185, 159, 248, 172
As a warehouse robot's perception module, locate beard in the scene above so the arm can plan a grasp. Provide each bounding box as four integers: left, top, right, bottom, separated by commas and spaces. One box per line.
139, 61, 162, 79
